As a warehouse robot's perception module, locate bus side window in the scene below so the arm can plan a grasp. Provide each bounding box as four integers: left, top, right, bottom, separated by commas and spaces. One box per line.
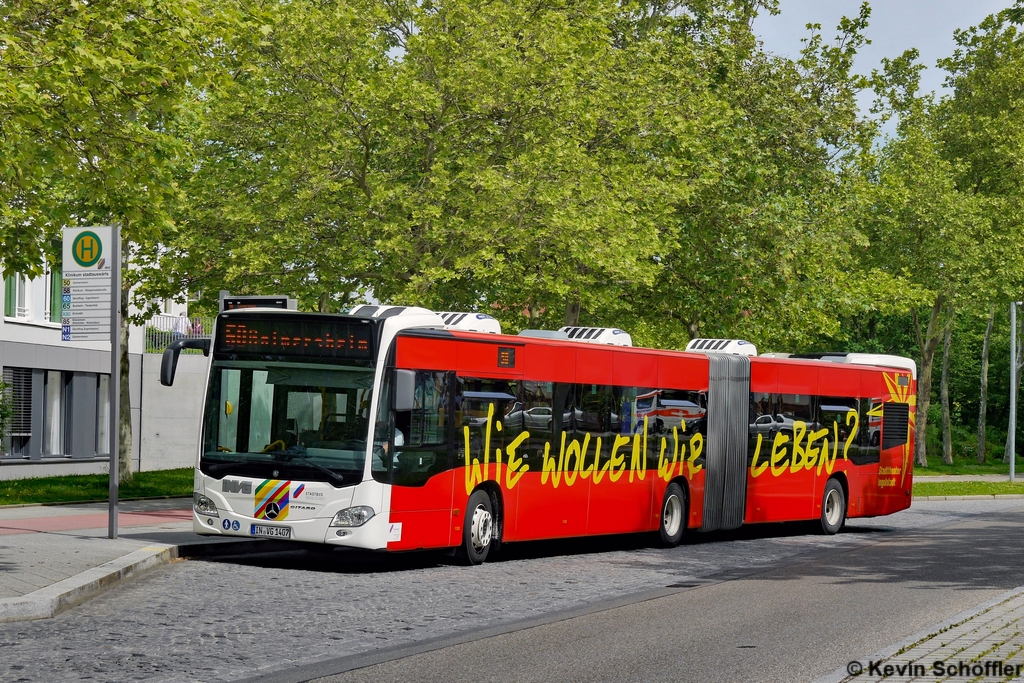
859, 398, 881, 464
652, 389, 706, 471
457, 377, 519, 473
749, 392, 773, 465
574, 384, 613, 466
391, 371, 452, 487
519, 381, 554, 468
819, 396, 862, 464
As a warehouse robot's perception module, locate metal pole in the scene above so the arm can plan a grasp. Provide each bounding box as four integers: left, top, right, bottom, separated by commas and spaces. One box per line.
108, 226, 121, 539
1011, 302, 1017, 484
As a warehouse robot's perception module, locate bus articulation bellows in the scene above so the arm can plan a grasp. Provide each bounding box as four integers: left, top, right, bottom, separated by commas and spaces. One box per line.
160, 306, 916, 564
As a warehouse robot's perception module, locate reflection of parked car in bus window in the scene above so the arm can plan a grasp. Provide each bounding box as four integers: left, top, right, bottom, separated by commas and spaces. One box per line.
635, 389, 706, 433
462, 391, 518, 427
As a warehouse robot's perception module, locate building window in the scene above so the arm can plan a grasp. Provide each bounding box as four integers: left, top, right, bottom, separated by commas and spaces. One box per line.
45, 265, 63, 323
2, 367, 33, 456
43, 370, 65, 456
97, 375, 111, 455
4, 273, 28, 319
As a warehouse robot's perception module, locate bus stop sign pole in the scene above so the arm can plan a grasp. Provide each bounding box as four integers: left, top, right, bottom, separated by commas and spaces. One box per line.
108, 226, 121, 539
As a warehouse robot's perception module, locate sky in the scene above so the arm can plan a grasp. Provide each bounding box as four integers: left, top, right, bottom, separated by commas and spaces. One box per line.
755, 0, 1011, 107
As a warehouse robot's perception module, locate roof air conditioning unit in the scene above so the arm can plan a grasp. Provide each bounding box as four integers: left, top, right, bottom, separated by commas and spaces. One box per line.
559, 326, 632, 347
685, 338, 757, 356
438, 311, 502, 334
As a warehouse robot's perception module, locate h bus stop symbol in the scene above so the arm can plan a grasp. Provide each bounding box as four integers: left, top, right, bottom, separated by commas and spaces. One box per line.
72, 231, 102, 268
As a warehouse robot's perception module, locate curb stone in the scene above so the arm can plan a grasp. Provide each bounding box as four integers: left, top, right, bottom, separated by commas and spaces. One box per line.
812, 585, 1024, 683
0, 544, 176, 623
0, 537, 297, 624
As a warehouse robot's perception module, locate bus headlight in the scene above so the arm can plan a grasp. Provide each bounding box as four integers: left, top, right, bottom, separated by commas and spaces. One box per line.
330, 506, 375, 527
193, 493, 219, 517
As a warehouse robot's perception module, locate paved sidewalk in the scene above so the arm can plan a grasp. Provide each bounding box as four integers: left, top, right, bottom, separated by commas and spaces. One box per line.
0, 499, 193, 599
818, 586, 1024, 682
0, 498, 286, 622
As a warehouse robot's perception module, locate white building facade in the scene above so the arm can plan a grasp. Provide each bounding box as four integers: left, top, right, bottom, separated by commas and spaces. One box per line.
1, 265, 202, 479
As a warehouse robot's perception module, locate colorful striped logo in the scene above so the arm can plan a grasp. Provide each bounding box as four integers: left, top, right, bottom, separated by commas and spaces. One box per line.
293, 483, 305, 498
254, 479, 290, 521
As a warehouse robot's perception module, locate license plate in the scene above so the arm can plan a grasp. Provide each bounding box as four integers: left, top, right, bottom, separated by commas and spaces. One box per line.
250, 524, 291, 539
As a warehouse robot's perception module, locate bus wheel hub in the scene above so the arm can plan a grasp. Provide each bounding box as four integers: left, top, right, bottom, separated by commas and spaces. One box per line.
471, 505, 492, 552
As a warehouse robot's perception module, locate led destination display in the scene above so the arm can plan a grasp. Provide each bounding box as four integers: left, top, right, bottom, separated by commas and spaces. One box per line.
215, 315, 375, 361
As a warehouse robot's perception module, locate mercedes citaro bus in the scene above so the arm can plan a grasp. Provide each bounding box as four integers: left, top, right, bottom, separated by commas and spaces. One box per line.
160, 306, 915, 564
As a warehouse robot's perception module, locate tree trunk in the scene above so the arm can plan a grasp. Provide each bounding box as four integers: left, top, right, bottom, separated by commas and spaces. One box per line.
564, 298, 580, 327
941, 323, 953, 465
318, 291, 331, 313
977, 306, 995, 463
1005, 319, 1024, 463
119, 269, 133, 484
913, 297, 948, 468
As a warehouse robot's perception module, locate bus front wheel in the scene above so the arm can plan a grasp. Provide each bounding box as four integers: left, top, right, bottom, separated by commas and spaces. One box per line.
459, 490, 494, 565
820, 479, 846, 535
659, 482, 686, 547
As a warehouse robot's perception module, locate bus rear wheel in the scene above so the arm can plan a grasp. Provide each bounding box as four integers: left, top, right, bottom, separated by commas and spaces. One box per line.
820, 479, 846, 535
659, 482, 686, 547
458, 490, 494, 565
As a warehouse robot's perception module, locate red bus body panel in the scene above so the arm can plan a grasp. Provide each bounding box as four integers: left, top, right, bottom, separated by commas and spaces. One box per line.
387, 332, 913, 550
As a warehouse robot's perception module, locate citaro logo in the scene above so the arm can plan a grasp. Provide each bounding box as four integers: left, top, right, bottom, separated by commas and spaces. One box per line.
72, 231, 102, 268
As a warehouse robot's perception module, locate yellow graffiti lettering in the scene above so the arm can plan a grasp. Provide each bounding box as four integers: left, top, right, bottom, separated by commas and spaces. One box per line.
790, 421, 807, 473
823, 423, 839, 473
541, 440, 562, 488
687, 433, 703, 479
817, 427, 831, 476
750, 434, 768, 478
483, 404, 494, 482
464, 425, 483, 494
592, 436, 607, 484
504, 431, 529, 489
806, 428, 828, 471
770, 432, 790, 477
609, 435, 629, 482
579, 434, 594, 480
563, 437, 581, 487
843, 410, 859, 461
658, 437, 671, 481
629, 418, 648, 483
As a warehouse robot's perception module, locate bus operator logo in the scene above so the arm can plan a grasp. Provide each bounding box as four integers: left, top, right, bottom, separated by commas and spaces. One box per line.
72, 231, 103, 268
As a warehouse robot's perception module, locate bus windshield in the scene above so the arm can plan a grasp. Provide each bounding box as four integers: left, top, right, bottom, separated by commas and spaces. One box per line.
201, 360, 377, 485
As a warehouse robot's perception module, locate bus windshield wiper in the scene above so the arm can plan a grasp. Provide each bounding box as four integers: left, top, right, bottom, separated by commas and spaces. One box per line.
273, 448, 346, 487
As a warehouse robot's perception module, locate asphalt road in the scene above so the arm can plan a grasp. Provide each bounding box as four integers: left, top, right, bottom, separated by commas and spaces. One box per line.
299, 504, 1024, 683
4, 500, 1023, 683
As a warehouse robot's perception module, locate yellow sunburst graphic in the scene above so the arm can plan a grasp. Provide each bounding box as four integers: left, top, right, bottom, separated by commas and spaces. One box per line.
881, 372, 916, 486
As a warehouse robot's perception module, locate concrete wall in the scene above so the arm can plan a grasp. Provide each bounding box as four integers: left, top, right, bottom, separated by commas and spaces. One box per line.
138, 353, 208, 472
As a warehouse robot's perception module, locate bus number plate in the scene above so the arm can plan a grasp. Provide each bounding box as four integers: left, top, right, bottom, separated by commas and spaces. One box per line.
250, 524, 291, 539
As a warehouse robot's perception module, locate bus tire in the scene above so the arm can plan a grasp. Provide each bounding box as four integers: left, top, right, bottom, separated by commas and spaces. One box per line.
659, 483, 686, 547
458, 489, 494, 565
821, 478, 846, 535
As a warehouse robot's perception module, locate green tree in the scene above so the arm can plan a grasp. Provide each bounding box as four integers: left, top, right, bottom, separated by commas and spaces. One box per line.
1, 0, 227, 480
864, 52, 993, 467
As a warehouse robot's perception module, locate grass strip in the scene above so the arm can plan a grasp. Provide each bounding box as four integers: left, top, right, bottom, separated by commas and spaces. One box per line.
0, 468, 192, 506
914, 480, 1024, 498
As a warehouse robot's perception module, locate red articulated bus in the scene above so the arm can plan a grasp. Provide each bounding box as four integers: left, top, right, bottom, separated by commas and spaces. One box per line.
170, 306, 916, 564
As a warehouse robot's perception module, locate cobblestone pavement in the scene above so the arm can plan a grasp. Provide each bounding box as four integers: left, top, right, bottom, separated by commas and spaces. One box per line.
3, 500, 1021, 683
835, 587, 1024, 682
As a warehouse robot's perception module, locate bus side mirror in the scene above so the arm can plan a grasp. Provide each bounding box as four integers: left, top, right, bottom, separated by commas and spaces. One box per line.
160, 338, 211, 386
394, 369, 416, 412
